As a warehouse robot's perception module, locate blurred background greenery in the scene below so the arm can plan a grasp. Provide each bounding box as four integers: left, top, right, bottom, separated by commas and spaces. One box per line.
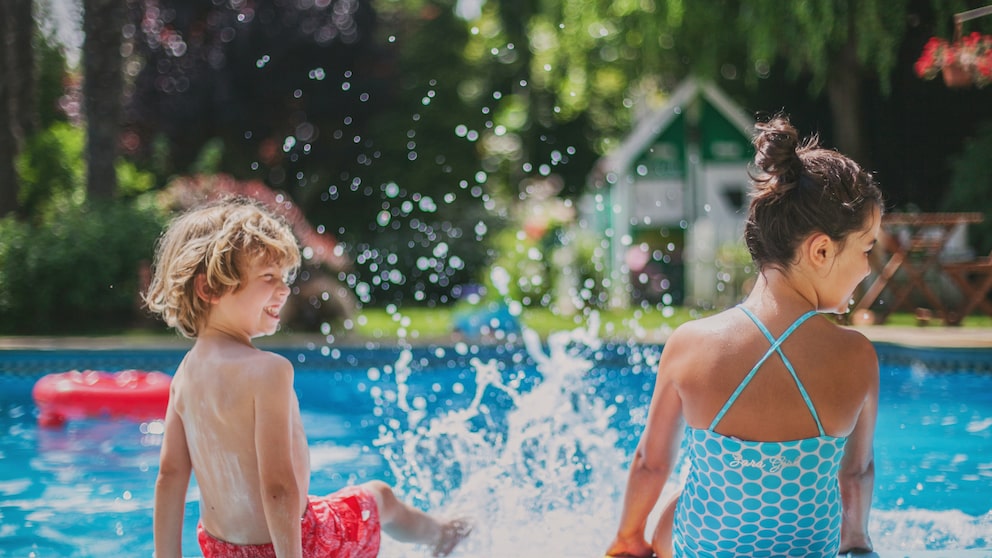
1, 0, 991, 335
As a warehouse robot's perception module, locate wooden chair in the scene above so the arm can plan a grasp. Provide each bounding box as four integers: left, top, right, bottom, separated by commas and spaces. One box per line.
941, 250, 992, 325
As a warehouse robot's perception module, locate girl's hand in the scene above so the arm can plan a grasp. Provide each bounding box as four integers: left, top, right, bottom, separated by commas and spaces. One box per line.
839, 531, 873, 555
605, 536, 654, 558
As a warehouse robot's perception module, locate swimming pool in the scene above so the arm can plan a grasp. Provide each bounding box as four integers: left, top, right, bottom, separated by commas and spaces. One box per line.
1, 328, 990, 557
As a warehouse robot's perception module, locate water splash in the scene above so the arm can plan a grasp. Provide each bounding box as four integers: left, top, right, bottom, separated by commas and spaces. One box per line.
871, 509, 992, 550
371, 320, 636, 555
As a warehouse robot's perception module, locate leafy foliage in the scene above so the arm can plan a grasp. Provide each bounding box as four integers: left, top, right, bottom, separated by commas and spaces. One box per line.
301, 2, 504, 306
0, 199, 165, 334
2, 118, 162, 334
34, 29, 70, 129
15, 122, 86, 220
942, 119, 992, 255
15, 122, 155, 222
124, 0, 504, 307
19, 0, 989, 322
466, 0, 982, 148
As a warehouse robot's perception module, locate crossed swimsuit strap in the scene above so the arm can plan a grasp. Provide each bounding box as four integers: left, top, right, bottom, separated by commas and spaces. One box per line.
708, 306, 825, 436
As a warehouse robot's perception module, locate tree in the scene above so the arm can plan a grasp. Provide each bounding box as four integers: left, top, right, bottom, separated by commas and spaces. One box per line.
124, 0, 382, 179
466, 0, 986, 167
82, 0, 125, 199
736, 0, 909, 164
0, 0, 38, 216
464, 0, 604, 198
123, 0, 503, 305
328, 1, 498, 305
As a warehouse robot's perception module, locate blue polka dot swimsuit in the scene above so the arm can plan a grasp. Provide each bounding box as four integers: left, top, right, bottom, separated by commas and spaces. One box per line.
672, 307, 847, 557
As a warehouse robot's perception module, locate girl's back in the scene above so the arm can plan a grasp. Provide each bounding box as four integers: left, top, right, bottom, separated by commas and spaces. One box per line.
670, 304, 877, 442
666, 303, 878, 557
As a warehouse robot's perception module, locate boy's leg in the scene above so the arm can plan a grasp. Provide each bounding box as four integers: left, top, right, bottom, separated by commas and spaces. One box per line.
362, 480, 471, 556
364, 480, 440, 543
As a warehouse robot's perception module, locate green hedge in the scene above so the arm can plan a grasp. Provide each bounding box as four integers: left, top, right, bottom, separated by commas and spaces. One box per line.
0, 200, 165, 334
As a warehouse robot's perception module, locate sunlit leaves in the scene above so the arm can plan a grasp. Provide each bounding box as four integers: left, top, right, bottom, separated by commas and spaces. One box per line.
464, 0, 944, 149
738, 0, 913, 93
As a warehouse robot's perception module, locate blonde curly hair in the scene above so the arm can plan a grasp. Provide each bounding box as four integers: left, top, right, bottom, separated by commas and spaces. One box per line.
143, 197, 301, 338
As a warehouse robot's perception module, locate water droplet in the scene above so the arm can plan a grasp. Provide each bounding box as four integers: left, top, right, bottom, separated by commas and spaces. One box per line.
375, 210, 392, 227
419, 197, 437, 212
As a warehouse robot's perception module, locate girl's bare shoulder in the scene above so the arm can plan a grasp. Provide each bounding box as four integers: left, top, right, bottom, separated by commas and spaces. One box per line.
661, 310, 747, 364
832, 323, 879, 368
671, 309, 740, 338
809, 318, 878, 361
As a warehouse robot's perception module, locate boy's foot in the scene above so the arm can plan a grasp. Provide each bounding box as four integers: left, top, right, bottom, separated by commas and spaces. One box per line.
432, 518, 472, 557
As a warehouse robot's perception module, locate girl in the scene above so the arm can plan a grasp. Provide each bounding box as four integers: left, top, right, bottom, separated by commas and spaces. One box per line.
606, 115, 883, 557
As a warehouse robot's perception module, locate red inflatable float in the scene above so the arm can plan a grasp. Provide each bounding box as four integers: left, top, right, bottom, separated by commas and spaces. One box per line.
32, 369, 172, 427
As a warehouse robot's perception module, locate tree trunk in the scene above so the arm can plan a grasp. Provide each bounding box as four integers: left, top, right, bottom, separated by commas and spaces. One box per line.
0, 0, 37, 217
0, 31, 18, 216
11, 1, 38, 140
82, 0, 125, 200
826, 34, 868, 167
0, 73, 18, 217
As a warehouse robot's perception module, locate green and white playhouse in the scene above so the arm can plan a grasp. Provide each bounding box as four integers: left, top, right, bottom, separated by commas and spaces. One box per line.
585, 78, 755, 309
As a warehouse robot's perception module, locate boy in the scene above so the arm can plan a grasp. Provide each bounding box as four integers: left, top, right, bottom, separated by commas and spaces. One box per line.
145, 198, 469, 558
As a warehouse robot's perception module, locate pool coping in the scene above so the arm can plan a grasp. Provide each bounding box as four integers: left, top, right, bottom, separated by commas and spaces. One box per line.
0, 324, 991, 351
839, 552, 992, 557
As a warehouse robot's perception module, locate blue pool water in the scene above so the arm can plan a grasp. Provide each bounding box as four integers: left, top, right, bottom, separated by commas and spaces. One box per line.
1, 329, 991, 557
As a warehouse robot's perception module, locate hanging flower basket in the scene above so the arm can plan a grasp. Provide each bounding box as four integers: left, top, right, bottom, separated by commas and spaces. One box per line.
942, 61, 973, 87
915, 32, 992, 88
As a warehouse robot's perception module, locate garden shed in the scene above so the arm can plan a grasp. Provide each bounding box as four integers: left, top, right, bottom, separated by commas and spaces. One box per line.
584, 77, 755, 309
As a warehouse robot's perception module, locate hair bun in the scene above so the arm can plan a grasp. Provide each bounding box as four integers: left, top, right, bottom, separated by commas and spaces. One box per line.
752, 116, 803, 194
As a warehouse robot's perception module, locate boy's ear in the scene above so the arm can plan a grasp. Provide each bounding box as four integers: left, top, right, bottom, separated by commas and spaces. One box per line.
194, 274, 219, 304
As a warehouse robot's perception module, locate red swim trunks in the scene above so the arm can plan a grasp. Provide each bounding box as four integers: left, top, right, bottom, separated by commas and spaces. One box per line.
197, 486, 381, 558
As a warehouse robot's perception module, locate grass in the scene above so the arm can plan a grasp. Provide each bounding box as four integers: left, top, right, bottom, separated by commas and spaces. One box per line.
348, 305, 708, 341
2, 305, 988, 347
348, 304, 992, 342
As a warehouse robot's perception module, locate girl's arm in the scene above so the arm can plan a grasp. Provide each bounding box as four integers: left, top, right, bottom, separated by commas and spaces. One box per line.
838, 349, 879, 553
154, 388, 193, 558
254, 355, 304, 558
606, 332, 688, 557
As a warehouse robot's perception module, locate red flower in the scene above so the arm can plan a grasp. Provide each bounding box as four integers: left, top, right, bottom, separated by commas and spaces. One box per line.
977, 51, 992, 81
914, 37, 948, 79
915, 33, 992, 88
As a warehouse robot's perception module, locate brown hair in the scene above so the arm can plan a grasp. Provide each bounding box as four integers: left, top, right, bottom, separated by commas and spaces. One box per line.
143, 197, 301, 338
744, 115, 883, 270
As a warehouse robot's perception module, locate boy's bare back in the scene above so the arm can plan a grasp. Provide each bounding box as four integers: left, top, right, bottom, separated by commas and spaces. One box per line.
166, 335, 310, 544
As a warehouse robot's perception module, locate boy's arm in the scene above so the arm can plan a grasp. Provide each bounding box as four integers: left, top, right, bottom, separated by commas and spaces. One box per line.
839, 348, 878, 553
254, 355, 304, 558
154, 389, 192, 558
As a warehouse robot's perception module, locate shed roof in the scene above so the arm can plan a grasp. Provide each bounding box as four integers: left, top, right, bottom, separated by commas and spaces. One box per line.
593, 77, 754, 181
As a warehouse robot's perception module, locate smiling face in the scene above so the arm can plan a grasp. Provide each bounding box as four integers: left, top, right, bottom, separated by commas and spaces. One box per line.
824, 204, 882, 313
207, 256, 294, 340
